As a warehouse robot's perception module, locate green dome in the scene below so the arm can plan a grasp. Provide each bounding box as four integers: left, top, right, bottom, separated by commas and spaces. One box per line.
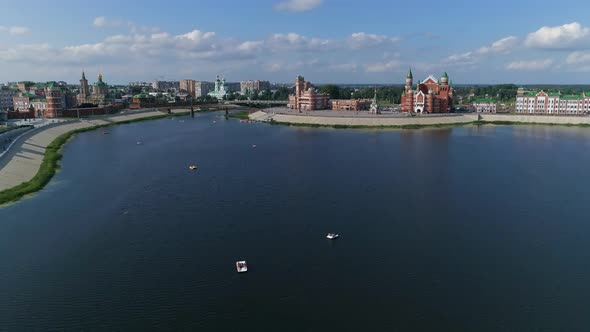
442, 72, 448, 78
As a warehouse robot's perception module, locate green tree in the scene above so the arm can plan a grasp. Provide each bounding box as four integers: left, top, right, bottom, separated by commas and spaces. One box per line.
319, 85, 341, 99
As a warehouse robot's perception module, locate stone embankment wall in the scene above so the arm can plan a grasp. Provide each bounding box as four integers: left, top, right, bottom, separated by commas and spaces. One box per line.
250, 111, 479, 127
479, 114, 590, 125
250, 111, 590, 127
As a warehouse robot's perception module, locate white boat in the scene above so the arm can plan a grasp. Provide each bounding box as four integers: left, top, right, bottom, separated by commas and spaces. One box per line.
236, 261, 248, 273
326, 233, 339, 239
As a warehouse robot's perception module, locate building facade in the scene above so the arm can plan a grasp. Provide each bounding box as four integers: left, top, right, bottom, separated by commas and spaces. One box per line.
76, 72, 110, 106
330, 98, 372, 111
195, 81, 215, 97
180, 79, 196, 97
401, 69, 454, 113
470, 98, 497, 113
0, 86, 17, 111
288, 76, 330, 111
12, 82, 65, 118
208, 76, 232, 100
515, 88, 590, 114
240, 80, 271, 94
152, 81, 180, 92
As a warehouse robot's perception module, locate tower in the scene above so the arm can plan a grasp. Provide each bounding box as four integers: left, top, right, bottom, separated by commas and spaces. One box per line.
78, 71, 89, 106
45, 82, 62, 118
405, 68, 413, 92
440, 72, 449, 86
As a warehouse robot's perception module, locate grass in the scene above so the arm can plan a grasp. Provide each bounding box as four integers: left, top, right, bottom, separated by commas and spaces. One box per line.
0, 113, 180, 206
227, 111, 250, 119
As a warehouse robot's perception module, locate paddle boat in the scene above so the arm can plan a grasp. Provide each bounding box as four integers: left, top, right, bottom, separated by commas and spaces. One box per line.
189, 165, 198, 171
326, 233, 339, 240
236, 261, 248, 273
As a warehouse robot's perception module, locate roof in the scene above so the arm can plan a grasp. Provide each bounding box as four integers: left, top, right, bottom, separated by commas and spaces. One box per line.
30, 98, 47, 102
442, 72, 448, 78
407, 68, 413, 78
21, 91, 36, 98
473, 98, 495, 103
561, 94, 583, 100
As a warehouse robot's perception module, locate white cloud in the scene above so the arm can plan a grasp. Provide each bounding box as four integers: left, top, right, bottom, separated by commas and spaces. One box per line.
275, 0, 322, 12
566, 51, 590, 65
365, 59, 401, 73
506, 59, 554, 71
267, 33, 334, 51
347, 32, 399, 49
445, 36, 518, 65
93, 16, 123, 27
0, 26, 30, 35
525, 22, 590, 49
476, 36, 518, 55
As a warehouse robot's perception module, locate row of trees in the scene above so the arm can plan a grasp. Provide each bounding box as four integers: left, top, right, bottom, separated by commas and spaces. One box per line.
223, 87, 291, 101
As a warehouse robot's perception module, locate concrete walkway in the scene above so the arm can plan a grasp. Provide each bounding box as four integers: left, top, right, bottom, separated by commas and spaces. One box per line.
0, 109, 188, 192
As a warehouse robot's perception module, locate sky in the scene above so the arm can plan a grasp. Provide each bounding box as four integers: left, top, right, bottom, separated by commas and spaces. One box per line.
2, 0, 590, 85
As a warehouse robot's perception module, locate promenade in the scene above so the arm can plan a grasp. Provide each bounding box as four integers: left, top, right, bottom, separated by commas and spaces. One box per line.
249, 110, 590, 127
0, 109, 187, 192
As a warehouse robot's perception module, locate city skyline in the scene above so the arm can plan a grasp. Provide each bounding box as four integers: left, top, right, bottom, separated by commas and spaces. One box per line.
2, 0, 590, 84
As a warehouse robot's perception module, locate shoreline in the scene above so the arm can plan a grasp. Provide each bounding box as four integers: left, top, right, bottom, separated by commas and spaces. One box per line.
0, 110, 190, 206
249, 111, 590, 129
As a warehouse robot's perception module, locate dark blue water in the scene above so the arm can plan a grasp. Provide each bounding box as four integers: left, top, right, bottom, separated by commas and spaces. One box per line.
2, 112, 590, 331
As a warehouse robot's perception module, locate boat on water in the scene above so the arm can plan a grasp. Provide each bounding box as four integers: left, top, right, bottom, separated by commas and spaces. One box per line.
327, 233, 339, 239
252, 144, 257, 148
189, 165, 198, 170
236, 261, 248, 273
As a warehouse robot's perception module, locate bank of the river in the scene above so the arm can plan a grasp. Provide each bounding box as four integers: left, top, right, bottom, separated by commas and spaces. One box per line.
0, 109, 189, 205
249, 111, 590, 128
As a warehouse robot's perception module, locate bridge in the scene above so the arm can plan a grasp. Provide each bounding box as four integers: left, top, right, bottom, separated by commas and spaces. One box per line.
229, 100, 288, 107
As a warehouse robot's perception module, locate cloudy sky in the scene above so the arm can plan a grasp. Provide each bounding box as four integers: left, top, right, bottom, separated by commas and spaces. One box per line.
1, 0, 590, 84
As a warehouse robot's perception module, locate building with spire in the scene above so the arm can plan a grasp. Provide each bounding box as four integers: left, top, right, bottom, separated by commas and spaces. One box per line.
369, 88, 380, 114
77, 71, 90, 105
75, 72, 110, 106
401, 69, 454, 113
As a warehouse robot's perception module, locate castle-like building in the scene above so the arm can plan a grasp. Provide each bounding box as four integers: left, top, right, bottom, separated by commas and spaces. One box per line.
77, 72, 109, 106
288, 76, 330, 111
401, 69, 453, 113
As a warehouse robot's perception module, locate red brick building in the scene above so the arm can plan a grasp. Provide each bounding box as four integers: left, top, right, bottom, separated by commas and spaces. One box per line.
288, 76, 330, 111
331, 99, 372, 111
401, 69, 453, 113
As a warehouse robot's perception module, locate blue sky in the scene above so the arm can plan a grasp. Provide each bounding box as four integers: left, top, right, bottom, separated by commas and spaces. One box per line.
1, 0, 590, 84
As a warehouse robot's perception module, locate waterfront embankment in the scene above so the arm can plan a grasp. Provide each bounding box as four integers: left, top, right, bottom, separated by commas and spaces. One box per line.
249, 111, 590, 128
0, 109, 188, 204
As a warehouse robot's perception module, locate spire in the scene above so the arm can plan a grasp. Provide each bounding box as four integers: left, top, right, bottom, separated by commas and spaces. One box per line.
407, 68, 413, 79
442, 71, 448, 78
449, 80, 453, 88
82, 71, 86, 80
98, 73, 103, 82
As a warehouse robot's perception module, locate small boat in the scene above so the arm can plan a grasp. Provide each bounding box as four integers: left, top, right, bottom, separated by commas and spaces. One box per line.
252, 144, 257, 148
102, 131, 109, 135
236, 261, 248, 273
189, 165, 198, 170
136, 141, 142, 145
326, 233, 339, 240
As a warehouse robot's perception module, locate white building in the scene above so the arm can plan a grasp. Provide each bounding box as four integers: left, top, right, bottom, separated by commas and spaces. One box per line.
516, 88, 590, 115
470, 98, 496, 113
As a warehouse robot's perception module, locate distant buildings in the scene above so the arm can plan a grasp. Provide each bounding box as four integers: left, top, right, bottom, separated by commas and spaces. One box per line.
240, 80, 270, 94
195, 81, 215, 97
0, 86, 17, 111
77, 72, 110, 106
207, 76, 240, 100
516, 88, 590, 114
288, 76, 330, 111
401, 69, 454, 113
179, 79, 196, 97
152, 81, 180, 92
470, 98, 497, 113
12, 81, 66, 118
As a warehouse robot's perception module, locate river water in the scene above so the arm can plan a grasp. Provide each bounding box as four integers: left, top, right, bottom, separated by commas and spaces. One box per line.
1, 112, 590, 331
